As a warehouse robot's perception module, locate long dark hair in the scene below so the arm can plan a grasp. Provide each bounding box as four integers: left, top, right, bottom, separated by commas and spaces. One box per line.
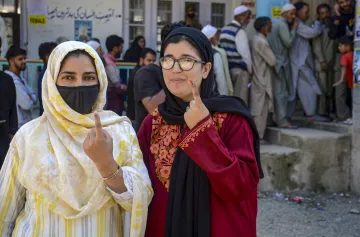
124, 36, 145, 62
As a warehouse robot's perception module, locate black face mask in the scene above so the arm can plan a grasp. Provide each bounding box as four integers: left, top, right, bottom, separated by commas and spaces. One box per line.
57, 85, 100, 114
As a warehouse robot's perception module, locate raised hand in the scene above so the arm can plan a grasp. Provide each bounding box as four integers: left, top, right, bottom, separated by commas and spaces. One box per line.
334, 4, 341, 17
291, 20, 299, 31
83, 112, 114, 166
184, 80, 210, 129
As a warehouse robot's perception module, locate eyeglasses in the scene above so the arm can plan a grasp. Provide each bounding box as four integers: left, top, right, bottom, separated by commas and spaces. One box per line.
159, 56, 205, 71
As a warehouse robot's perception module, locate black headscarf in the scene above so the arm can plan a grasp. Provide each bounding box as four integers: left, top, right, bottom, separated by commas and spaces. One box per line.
159, 27, 263, 237
123, 36, 145, 62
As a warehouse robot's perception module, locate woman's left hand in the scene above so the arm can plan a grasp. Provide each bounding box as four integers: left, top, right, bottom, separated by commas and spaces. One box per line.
184, 80, 210, 129
84, 113, 114, 167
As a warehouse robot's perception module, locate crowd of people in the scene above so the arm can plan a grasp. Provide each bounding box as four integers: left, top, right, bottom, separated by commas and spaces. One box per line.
0, 0, 356, 236
211, 0, 354, 143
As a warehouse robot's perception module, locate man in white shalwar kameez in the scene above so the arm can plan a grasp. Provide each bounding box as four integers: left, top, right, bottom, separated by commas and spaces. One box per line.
268, 4, 298, 128
202, 25, 232, 95
312, 3, 336, 116
288, 2, 330, 122
249, 17, 276, 142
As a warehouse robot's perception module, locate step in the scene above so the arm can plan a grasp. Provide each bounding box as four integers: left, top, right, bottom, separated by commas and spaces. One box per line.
259, 145, 301, 192
265, 127, 350, 149
291, 116, 352, 134
263, 127, 351, 192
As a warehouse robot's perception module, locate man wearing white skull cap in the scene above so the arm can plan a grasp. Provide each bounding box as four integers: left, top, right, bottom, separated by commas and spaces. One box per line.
87, 40, 104, 57
267, 3, 299, 128
220, 5, 252, 104
202, 25, 232, 95
281, 3, 296, 14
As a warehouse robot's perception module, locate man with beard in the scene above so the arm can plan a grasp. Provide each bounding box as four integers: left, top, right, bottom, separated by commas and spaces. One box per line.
220, 5, 252, 104
127, 48, 156, 128
329, 0, 355, 121
313, 4, 336, 117
5, 46, 37, 128
202, 24, 232, 95
185, 5, 202, 30
267, 4, 298, 128
0, 38, 17, 168
250, 17, 276, 144
104, 35, 127, 115
288, 2, 328, 122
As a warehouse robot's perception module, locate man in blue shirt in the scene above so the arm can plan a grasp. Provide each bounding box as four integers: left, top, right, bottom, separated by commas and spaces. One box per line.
38, 42, 57, 115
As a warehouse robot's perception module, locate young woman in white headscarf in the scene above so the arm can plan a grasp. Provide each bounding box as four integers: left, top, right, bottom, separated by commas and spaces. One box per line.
0, 41, 152, 236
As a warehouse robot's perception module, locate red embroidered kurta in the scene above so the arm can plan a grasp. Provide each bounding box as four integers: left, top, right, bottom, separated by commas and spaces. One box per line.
138, 110, 260, 237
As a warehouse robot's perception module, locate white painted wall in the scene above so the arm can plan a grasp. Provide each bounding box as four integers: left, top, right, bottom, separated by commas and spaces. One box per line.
22, 0, 237, 59
25, 0, 123, 58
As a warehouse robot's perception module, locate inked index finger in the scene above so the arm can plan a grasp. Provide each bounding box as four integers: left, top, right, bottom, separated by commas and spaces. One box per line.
189, 80, 202, 105
94, 112, 103, 135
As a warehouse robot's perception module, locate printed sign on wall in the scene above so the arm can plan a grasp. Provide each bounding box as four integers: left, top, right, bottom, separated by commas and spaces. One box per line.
27, 0, 123, 58
29, 15, 47, 25
74, 20, 92, 42
271, 7, 282, 18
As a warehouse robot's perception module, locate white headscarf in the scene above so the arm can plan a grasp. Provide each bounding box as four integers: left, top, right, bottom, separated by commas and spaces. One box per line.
10, 41, 152, 235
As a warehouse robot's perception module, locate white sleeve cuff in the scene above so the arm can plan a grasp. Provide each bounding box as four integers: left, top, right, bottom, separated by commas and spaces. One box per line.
106, 169, 134, 204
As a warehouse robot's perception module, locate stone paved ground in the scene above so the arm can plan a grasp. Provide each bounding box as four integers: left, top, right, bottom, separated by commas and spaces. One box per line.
257, 192, 360, 237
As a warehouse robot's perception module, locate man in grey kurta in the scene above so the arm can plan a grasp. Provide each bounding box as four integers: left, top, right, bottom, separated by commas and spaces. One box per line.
250, 17, 276, 141
268, 4, 298, 128
312, 3, 336, 116
288, 2, 328, 122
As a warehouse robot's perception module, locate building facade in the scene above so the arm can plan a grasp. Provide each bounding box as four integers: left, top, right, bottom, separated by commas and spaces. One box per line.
0, 0, 335, 59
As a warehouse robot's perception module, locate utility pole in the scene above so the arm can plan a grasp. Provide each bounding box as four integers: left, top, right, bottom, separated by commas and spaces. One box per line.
352, 0, 360, 194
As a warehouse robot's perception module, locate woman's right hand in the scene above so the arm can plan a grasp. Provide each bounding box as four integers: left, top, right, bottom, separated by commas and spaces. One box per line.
184, 80, 210, 129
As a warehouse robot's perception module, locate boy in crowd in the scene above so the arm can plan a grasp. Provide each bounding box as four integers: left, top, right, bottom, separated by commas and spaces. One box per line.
333, 36, 354, 124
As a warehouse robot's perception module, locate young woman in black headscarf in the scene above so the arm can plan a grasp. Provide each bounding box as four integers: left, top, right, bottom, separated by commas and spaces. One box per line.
123, 36, 146, 62
137, 27, 263, 237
